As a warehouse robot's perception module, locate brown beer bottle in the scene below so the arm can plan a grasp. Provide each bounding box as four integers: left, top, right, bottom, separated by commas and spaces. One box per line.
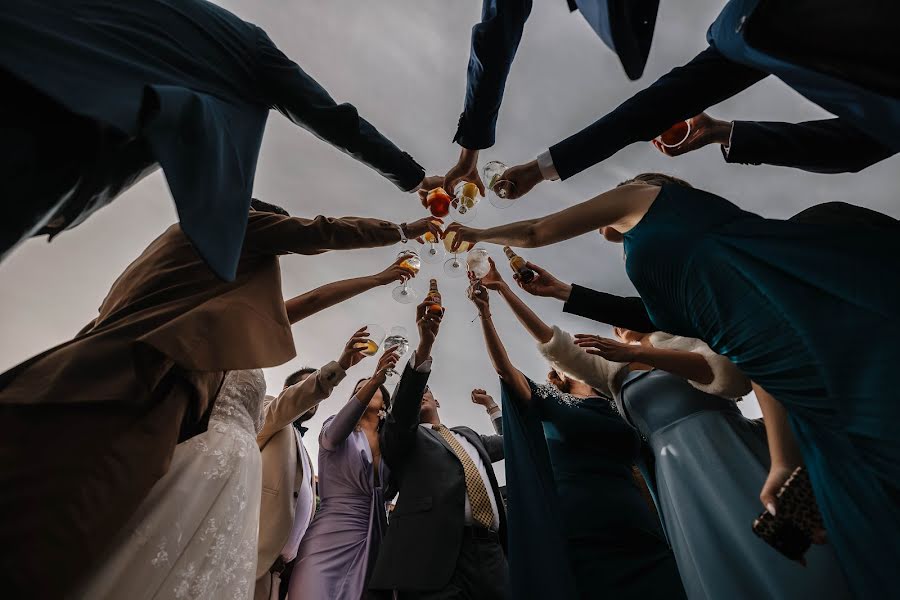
503, 246, 536, 283
425, 278, 443, 313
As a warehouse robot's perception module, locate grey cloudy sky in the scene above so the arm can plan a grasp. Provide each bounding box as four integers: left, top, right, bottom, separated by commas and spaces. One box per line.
1, 0, 897, 484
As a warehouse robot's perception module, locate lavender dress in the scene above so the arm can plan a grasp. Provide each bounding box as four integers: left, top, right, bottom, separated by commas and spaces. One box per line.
289, 397, 390, 599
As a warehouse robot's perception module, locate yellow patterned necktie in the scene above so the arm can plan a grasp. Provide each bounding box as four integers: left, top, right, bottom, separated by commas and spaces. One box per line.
433, 424, 494, 529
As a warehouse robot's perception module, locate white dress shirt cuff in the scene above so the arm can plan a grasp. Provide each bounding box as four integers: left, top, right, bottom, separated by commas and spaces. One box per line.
408, 351, 433, 373
536, 150, 560, 181
721, 122, 735, 157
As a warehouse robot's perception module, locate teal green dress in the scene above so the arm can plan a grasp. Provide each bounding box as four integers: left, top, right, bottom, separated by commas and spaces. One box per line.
623, 185, 900, 598
500, 378, 685, 600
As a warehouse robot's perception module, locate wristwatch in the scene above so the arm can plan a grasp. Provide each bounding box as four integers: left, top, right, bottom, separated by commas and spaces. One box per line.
397, 222, 409, 243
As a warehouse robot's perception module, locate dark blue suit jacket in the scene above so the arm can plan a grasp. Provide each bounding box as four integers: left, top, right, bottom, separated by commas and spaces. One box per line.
725, 119, 893, 174
0, 0, 424, 280
548, 0, 900, 180
454, 0, 659, 149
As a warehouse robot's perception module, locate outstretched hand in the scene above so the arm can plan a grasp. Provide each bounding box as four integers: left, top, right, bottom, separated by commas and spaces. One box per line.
416, 175, 445, 207
514, 261, 571, 300
338, 326, 370, 370
442, 222, 483, 252
405, 217, 444, 243
498, 160, 545, 199
574, 334, 640, 363
444, 148, 486, 200
416, 297, 444, 350
479, 257, 506, 290
370, 347, 400, 386
467, 281, 490, 314
471, 388, 498, 411
652, 113, 732, 157
372, 257, 415, 286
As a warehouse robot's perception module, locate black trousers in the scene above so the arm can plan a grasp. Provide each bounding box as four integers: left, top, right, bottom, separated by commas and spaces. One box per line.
398, 528, 508, 600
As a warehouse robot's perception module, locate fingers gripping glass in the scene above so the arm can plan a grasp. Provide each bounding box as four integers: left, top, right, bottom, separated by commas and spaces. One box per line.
482, 161, 516, 209
392, 250, 421, 304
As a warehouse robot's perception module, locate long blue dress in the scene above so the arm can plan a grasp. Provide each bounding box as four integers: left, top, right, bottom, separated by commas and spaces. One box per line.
501, 378, 685, 600
623, 184, 900, 598
620, 369, 850, 599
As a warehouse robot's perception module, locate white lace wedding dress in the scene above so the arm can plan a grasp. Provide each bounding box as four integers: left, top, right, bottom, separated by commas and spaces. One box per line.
74, 370, 267, 600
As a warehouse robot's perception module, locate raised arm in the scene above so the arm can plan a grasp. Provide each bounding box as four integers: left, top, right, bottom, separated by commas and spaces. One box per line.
243, 212, 440, 257
380, 300, 443, 465
255, 28, 424, 191
478, 258, 553, 343
723, 118, 894, 174
256, 360, 346, 448
472, 388, 503, 435
446, 183, 660, 250
468, 282, 531, 402
320, 349, 398, 451
284, 257, 413, 323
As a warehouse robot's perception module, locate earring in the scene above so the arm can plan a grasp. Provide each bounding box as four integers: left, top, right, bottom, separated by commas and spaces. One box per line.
377, 409, 387, 420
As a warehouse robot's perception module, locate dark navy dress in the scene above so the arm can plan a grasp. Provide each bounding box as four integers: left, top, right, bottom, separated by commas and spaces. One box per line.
501, 378, 685, 600
623, 184, 900, 597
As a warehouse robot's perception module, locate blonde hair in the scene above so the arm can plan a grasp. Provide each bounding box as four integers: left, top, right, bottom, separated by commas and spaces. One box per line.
617, 172, 693, 188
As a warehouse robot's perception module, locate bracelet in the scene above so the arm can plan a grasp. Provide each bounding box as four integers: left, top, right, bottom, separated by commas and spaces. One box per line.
487, 406, 501, 415
397, 223, 408, 243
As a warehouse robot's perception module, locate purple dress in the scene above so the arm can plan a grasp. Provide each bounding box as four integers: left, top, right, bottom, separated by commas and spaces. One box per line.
289, 397, 390, 599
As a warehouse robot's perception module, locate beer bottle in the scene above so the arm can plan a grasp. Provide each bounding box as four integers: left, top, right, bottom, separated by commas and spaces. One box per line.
503, 246, 536, 283
425, 278, 443, 313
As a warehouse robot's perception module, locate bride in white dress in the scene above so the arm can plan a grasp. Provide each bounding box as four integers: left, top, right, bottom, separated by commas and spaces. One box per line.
74, 369, 267, 600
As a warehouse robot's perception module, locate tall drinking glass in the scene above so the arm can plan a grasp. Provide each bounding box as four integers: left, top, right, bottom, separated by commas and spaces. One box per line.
356, 324, 385, 357
383, 326, 410, 383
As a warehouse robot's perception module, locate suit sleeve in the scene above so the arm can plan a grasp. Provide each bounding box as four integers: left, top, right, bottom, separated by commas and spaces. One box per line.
454, 0, 533, 149
724, 118, 894, 173
242, 212, 401, 257
380, 362, 431, 469
255, 28, 425, 191
563, 285, 655, 333
256, 361, 346, 448
480, 433, 505, 462
549, 46, 768, 180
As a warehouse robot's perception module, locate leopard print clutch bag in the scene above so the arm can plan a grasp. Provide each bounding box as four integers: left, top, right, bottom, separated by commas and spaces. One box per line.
751, 467, 826, 562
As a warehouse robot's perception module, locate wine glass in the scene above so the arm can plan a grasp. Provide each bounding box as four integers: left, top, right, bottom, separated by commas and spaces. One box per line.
656, 120, 692, 148
451, 181, 479, 224
356, 324, 385, 357
383, 326, 410, 383
443, 230, 473, 278
466, 247, 491, 279
420, 230, 444, 264
391, 249, 421, 304
482, 160, 517, 209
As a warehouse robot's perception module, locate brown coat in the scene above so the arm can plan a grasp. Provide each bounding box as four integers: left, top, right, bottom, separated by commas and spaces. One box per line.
0, 210, 402, 598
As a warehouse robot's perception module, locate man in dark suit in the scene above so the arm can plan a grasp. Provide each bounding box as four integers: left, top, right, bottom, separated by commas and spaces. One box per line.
439, 0, 660, 197
371, 302, 508, 599
0, 0, 438, 280
652, 112, 895, 174
484, 0, 900, 198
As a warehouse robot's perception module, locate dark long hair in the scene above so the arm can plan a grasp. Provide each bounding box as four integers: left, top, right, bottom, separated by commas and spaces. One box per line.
353, 378, 392, 413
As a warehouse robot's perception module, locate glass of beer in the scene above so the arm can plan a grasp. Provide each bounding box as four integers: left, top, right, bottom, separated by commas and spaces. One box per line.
392, 249, 421, 304
356, 324, 386, 356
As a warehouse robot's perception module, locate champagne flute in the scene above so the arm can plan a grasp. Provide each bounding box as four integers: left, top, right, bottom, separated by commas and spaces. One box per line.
451, 181, 479, 224
391, 249, 421, 304
356, 324, 385, 357
420, 230, 444, 264
383, 326, 410, 383
443, 230, 473, 278
482, 160, 517, 209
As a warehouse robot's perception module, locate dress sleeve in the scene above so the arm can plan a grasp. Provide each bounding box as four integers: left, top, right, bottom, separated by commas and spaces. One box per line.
320, 395, 367, 451
563, 285, 655, 333
536, 326, 619, 398
255, 28, 424, 191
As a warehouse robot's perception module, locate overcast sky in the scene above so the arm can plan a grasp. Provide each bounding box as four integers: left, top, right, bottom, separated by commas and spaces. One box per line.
1, 0, 897, 484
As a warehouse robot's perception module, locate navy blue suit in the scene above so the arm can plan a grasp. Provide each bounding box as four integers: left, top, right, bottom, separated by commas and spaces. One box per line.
0, 0, 424, 280
724, 119, 894, 174
548, 0, 900, 181
454, 0, 659, 149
